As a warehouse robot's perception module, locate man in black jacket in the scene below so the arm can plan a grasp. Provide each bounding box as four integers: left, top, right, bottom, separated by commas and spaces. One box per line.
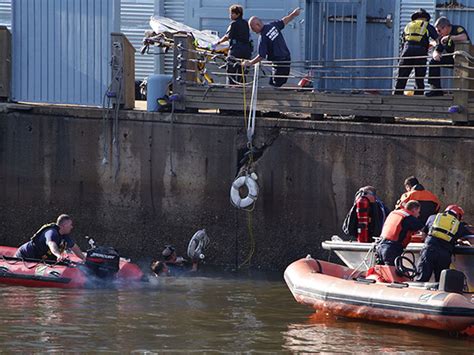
426, 17, 470, 96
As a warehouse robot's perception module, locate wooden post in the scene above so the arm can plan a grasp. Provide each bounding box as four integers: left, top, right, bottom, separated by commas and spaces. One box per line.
172, 34, 197, 111
111, 32, 136, 109
452, 42, 472, 123
0, 26, 11, 102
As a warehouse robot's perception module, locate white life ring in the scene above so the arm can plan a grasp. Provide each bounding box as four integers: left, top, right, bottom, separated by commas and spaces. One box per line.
187, 229, 210, 260
230, 174, 259, 209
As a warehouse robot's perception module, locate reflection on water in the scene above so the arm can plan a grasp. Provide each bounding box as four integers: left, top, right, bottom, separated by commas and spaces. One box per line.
0, 274, 472, 352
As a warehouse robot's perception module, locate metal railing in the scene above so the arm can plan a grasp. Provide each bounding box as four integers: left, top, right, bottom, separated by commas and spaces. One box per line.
170, 34, 474, 122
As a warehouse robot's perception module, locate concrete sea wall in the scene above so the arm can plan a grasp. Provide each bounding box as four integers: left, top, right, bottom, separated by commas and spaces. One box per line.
1, 105, 473, 270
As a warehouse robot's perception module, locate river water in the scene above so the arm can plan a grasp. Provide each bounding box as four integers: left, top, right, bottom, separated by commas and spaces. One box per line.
0, 273, 472, 353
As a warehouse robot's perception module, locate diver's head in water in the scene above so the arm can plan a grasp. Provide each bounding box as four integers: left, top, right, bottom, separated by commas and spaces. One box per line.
162, 245, 177, 263
151, 260, 169, 276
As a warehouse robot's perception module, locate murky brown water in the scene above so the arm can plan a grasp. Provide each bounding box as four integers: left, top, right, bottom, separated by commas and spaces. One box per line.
0, 274, 472, 353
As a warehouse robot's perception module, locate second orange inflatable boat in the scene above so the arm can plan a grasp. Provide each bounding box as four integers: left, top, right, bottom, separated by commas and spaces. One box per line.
284, 257, 474, 332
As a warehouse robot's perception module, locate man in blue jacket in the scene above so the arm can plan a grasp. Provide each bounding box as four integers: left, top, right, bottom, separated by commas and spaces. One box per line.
242, 7, 301, 87
15, 214, 85, 261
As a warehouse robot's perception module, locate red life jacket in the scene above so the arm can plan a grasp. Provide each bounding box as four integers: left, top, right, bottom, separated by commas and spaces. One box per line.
380, 209, 416, 248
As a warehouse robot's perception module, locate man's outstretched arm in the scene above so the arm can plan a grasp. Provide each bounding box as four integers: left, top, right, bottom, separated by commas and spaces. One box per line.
282, 7, 301, 26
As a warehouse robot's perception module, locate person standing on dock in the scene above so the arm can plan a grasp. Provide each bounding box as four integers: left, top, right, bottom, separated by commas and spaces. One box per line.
242, 7, 301, 87
213, 5, 253, 85
416, 204, 472, 282
395, 176, 440, 224
15, 214, 85, 262
376, 201, 424, 266
425, 16, 470, 97
394, 9, 438, 96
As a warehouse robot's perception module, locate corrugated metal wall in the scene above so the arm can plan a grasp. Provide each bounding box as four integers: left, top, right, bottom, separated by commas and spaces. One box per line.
163, 0, 185, 74
306, 0, 395, 90
436, 0, 474, 33
0, 0, 11, 28
121, 0, 154, 81
185, 0, 303, 65
12, 0, 119, 106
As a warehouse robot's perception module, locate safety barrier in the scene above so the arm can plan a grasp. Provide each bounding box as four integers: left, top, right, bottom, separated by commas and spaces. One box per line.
171, 34, 474, 123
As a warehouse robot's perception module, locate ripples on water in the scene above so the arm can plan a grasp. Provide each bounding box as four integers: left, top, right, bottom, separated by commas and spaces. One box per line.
0, 273, 472, 352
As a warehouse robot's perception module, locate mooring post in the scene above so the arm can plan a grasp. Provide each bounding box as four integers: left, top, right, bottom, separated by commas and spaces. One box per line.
452, 42, 473, 123
0, 26, 11, 102
172, 33, 197, 111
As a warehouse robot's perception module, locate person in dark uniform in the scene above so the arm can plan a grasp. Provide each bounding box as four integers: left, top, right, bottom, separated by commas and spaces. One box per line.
377, 201, 424, 266
15, 214, 85, 261
394, 9, 438, 95
214, 5, 252, 85
395, 176, 440, 225
416, 204, 472, 282
242, 7, 301, 87
426, 17, 470, 96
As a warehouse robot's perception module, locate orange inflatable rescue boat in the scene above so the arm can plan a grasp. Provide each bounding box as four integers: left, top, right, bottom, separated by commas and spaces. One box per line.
284, 257, 474, 333
0, 245, 143, 289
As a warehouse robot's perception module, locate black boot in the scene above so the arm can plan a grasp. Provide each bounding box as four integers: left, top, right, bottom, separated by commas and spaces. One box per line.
425, 85, 444, 97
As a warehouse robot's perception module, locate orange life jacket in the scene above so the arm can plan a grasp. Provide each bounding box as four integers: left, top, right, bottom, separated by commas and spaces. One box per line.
380, 209, 416, 248
396, 189, 440, 224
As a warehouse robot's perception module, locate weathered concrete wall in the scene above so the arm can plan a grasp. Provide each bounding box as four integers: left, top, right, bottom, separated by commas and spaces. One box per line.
1, 105, 473, 270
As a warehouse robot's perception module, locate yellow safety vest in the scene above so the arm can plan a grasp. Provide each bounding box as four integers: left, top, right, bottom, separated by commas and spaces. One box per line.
429, 213, 460, 242
404, 19, 429, 42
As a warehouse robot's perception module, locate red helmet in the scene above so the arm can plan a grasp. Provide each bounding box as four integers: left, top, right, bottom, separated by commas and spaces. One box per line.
445, 204, 464, 220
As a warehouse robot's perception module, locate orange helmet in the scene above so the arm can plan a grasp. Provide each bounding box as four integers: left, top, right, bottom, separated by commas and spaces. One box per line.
445, 204, 464, 220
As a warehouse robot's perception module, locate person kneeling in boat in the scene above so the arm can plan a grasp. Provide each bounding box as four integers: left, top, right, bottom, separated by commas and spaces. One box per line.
377, 201, 424, 266
396, 176, 440, 224
15, 214, 85, 262
416, 204, 472, 282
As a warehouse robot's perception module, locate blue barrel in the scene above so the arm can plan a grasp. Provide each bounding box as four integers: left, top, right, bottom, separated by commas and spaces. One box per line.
147, 74, 172, 112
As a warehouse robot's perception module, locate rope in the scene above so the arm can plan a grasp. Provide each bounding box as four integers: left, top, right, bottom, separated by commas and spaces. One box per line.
347, 243, 377, 280
247, 63, 259, 146
236, 65, 258, 269
239, 211, 256, 269
242, 64, 248, 128
168, 100, 177, 177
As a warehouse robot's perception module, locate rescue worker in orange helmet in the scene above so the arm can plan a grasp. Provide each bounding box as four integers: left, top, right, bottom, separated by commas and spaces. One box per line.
395, 176, 440, 224
377, 200, 425, 266
416, 204, 472, 282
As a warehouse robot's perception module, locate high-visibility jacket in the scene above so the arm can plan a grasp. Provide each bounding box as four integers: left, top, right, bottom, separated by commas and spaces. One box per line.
396, 188, 440, 224
404, 19, 430, 43
429, 213, 460, 243
381, 209, 418, 248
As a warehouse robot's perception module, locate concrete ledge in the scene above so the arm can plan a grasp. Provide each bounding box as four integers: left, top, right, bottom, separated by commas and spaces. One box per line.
2, 102, 473, 139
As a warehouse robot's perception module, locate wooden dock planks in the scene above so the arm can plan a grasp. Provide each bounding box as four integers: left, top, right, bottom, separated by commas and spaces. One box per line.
183, 85, 469, 121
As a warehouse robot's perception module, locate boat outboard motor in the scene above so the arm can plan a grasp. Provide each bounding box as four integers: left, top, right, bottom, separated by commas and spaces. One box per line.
439, 269, 466, 293
85, 246, 120, 279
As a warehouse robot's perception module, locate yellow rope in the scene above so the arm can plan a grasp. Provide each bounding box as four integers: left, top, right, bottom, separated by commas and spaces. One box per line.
239, 210, 256, 268
238, 63, 256, 268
